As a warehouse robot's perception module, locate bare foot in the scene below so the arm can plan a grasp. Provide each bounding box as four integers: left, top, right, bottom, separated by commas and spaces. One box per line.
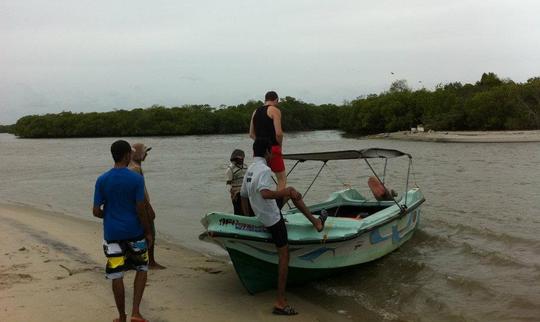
274, 300, 288, 310
149, 262, 166, 270
113, 315, 127, 322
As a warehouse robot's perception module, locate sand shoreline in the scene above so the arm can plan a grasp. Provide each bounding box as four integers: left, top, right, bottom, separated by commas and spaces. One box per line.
367, 129, 540, 143
0, 202, 345, 322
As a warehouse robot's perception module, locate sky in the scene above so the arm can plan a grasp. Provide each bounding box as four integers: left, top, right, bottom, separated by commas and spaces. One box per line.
1, 0, 539, 124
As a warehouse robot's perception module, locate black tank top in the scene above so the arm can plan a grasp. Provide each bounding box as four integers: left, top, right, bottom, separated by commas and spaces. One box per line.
253, 105, 278, 145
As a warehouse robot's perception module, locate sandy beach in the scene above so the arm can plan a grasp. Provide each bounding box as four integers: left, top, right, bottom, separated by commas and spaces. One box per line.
0, 203, 345, 322
368, 130, 540, 142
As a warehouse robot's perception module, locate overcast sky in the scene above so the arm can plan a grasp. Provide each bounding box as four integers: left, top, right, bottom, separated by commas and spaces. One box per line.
1, 0, 539, 124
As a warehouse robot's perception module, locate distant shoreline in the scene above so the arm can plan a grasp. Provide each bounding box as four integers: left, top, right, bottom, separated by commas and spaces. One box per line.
367, 130, 540, 143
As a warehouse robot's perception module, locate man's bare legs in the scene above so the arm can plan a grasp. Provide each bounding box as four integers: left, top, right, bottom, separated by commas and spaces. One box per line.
275, 245, 289, 309
131, 271, 147, 320
148, 237, 166, 270
288, 191, 324, 231
112, 278, 127, 322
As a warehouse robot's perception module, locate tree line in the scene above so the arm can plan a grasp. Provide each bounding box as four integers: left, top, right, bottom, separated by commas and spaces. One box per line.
340, 73, 540, 135
7, 73, 540, 138
0, 124, 13, 133
10, 97, 340, 138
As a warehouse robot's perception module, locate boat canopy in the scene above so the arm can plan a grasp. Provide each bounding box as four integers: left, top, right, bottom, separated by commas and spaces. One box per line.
283, 148, 410, 162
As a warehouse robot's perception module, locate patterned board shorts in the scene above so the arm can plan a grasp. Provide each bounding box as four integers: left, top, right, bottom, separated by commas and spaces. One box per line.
103, 237, 149, 279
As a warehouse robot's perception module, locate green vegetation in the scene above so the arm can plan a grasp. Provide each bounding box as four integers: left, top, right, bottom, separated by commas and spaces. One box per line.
10, 73, 540, 138
0, 124, 13, 133
11, 97, 340, 138
341, 73, 540, 135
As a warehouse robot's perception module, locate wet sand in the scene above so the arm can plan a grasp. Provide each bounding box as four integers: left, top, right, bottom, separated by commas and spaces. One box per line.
369, 130, 540, 142
0, 203, 345, 322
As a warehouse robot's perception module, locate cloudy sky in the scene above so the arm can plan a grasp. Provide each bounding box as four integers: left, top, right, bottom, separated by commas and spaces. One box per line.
1, 0, 539, 124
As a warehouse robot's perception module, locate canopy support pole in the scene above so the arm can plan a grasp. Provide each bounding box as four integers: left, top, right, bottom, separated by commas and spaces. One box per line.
382, 159, 388, 184
286, 160, 301, 178
404, 157, 411, 208
302, 161, 327, 199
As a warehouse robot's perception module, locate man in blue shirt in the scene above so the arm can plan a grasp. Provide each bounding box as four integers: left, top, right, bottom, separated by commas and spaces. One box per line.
93, 140, 153, 322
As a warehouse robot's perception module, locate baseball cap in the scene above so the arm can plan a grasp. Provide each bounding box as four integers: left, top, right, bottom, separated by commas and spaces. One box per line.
132, 143, 152, 161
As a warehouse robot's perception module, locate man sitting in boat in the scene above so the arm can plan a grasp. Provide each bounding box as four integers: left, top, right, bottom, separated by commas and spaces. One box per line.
368, 176, 398, 201
240, 138, 327, 316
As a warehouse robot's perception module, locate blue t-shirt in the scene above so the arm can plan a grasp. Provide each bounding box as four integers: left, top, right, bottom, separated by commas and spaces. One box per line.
93, 167, 146, 241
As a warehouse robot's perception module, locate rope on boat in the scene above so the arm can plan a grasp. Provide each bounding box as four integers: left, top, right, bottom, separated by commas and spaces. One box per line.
321, 223, 332, 244
410, 158, 420, 188
325, 162, 352, 189
404, 157, 411, 207
302, 161, 327, 199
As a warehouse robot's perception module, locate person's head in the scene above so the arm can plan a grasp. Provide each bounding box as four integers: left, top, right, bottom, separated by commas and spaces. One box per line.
230, 149, 245, 166
264, 91, 279, 106
110, 140, 132, 166
253, 137, 272, 162
132, 143, 152, 163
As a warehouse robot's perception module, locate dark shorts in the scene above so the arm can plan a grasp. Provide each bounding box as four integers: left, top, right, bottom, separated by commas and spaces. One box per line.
269, 145, 286, 173
232, 193, 255, 216
103, 237, 149, 279
266, 217, 288, 248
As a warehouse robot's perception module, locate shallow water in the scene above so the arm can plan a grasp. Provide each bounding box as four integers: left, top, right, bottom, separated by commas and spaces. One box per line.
1, 131, 539, 321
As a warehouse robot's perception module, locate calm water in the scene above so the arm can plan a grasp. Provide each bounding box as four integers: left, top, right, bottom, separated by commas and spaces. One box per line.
1, 131, 539, 321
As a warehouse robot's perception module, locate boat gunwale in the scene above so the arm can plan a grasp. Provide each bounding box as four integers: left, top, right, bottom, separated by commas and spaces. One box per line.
204, 197, 425, 245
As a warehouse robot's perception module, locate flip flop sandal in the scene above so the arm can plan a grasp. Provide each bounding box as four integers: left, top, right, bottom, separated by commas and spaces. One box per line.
131, 317, 149, 322
273, 305, 298, 315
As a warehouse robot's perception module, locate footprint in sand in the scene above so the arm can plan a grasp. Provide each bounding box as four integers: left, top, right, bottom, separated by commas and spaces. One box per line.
189, 266, 223, 274
58, 264, 101, 276
10, 263, 30, 271
31, 244, 50, 254
0, 273, 34, 289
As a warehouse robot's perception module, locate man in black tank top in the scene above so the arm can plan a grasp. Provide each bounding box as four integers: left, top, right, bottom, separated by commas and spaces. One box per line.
249, 91, 287, 191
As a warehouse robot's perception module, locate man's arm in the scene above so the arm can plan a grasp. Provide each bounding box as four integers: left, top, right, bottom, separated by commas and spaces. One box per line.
260, 187, 294, 200
241, 197, 250, 216
92, 178, 104, 219
249, 111, 256, 139
263, 187, 323, 231
143, 187, 156, 220
92, 205, 103, 218
134, 176, 153, 246
225, 166, 234, 196
136, 201, 153, 246
269, 106, 283, 146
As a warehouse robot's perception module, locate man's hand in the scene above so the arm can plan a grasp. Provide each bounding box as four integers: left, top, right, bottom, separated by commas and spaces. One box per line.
92, 206, 103, 219
147, 206, 156, 220
145, 233, 154, 249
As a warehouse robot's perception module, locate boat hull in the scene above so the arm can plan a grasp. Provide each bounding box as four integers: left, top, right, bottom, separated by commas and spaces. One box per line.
201, 188, 424, 293
227, 248, 345, 294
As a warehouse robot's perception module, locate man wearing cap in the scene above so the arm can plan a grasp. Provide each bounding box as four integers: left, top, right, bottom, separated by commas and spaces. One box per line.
129, 143, 166, 270
226, 149, 248, 215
